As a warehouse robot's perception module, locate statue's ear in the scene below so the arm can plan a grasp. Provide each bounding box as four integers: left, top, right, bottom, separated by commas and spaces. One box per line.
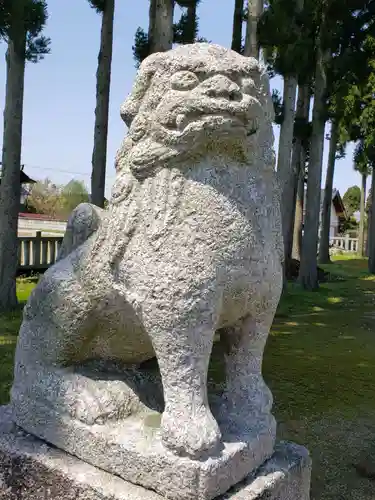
120, 53, 164, 128
120, 70, 154, 128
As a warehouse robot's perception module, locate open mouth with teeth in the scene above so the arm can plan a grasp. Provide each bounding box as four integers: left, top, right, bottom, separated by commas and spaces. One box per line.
162, 111, 260, 137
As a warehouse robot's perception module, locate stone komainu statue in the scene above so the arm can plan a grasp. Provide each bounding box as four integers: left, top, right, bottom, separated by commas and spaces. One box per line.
11, 43, 283, 500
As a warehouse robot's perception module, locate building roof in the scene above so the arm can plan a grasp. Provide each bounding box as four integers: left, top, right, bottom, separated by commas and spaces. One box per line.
304, 189, 348, 222
0, 168, 36, 185
319, 189, 347, 219
332, 189, 347, 218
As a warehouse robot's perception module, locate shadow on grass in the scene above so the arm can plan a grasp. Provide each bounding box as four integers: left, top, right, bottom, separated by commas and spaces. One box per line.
208, 258, 375, 426
266, 257, 375, 422
257, 258, 375, 498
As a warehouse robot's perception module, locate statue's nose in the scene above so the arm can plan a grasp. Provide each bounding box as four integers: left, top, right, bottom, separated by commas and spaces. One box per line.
199, 74, 242, 101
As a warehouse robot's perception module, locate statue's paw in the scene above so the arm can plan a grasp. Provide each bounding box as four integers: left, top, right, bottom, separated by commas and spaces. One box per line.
161, 405, 222, 459
70, 380, 135, 425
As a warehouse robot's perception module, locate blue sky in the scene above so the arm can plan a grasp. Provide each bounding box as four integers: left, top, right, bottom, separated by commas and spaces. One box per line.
0, 0, 360, 198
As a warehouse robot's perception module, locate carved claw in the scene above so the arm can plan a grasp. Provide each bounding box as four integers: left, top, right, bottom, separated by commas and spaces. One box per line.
161, 405, 222, 459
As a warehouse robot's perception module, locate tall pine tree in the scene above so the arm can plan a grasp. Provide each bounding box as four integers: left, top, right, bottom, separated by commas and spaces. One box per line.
259, 0, 314, 285
88, 0, 115, 209
0, 0, 50, 311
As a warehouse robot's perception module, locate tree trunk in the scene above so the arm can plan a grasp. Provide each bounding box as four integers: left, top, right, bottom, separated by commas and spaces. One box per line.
185, 3, 197, 43
243, 0, 263, 59
0, 2, 27, 311
292, 164, 305, 261
358, 172, 367, 257
91, 0, 115, 208
150, 0, 174, 53
285, 84, 309, 267
298, 45, 329, 289
231, 0, 244, 54
288, 138, 302, 264
367, 212, 372, 260
276, 0, 305, 273
318, 120, 339, 264
277, 76, 297, 279
148, 0, 157, 49
368, 170, 375, 273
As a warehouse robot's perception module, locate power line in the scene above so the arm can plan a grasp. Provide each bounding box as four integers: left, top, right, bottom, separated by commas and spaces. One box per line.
23, 163, 116, 181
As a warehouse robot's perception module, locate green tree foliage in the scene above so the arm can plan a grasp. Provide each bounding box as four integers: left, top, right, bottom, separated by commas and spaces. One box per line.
271, 89, 283, 125
0, 0, 50, 62
259, 0, 375, 288
258, 0, 315, 84
341, 216, 359, 233
299, 0, 375, 286
133, 27, 150, 66
337, 31, 375, 270
26, 179, 61, 217
87, 0, 105, 12
316, 2, 375, 265
354, 140, 372, 177
61, 179, 90, 216
343, 185, 361, 217
333, 29, 375, 145
26, 179, 90, 219
259, 0, 315, 288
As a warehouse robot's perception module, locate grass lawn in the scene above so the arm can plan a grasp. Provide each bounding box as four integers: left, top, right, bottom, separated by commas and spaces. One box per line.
0, 279, 36, 408
1, 258, 375, 498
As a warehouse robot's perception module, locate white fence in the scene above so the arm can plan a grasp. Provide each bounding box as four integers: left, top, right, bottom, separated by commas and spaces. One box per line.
330, 235, 359, 253
18, 232, 63, 271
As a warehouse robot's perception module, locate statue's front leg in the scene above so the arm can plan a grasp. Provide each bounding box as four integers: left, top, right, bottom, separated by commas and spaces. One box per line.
143, 286, 222, 459
220, 312, 276, 433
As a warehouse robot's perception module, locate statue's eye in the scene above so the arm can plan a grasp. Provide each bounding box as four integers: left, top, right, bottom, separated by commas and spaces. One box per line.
171, 71, 200, 91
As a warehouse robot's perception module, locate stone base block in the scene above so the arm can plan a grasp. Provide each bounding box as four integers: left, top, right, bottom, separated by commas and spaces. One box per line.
0, 406, 311, 500
11, 395, 276, 500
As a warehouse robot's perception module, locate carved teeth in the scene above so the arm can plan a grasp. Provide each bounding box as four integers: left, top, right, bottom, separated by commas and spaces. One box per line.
173, 111, 257, 134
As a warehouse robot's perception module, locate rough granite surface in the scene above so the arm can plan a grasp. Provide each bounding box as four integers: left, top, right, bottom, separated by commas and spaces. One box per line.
57, 203, 105, 261
10, 43, 284, 500
0, 407, 311, 500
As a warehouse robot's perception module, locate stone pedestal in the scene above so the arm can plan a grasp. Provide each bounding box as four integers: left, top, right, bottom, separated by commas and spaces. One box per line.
12, 382, 276, 500
0, 406, 311, 500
